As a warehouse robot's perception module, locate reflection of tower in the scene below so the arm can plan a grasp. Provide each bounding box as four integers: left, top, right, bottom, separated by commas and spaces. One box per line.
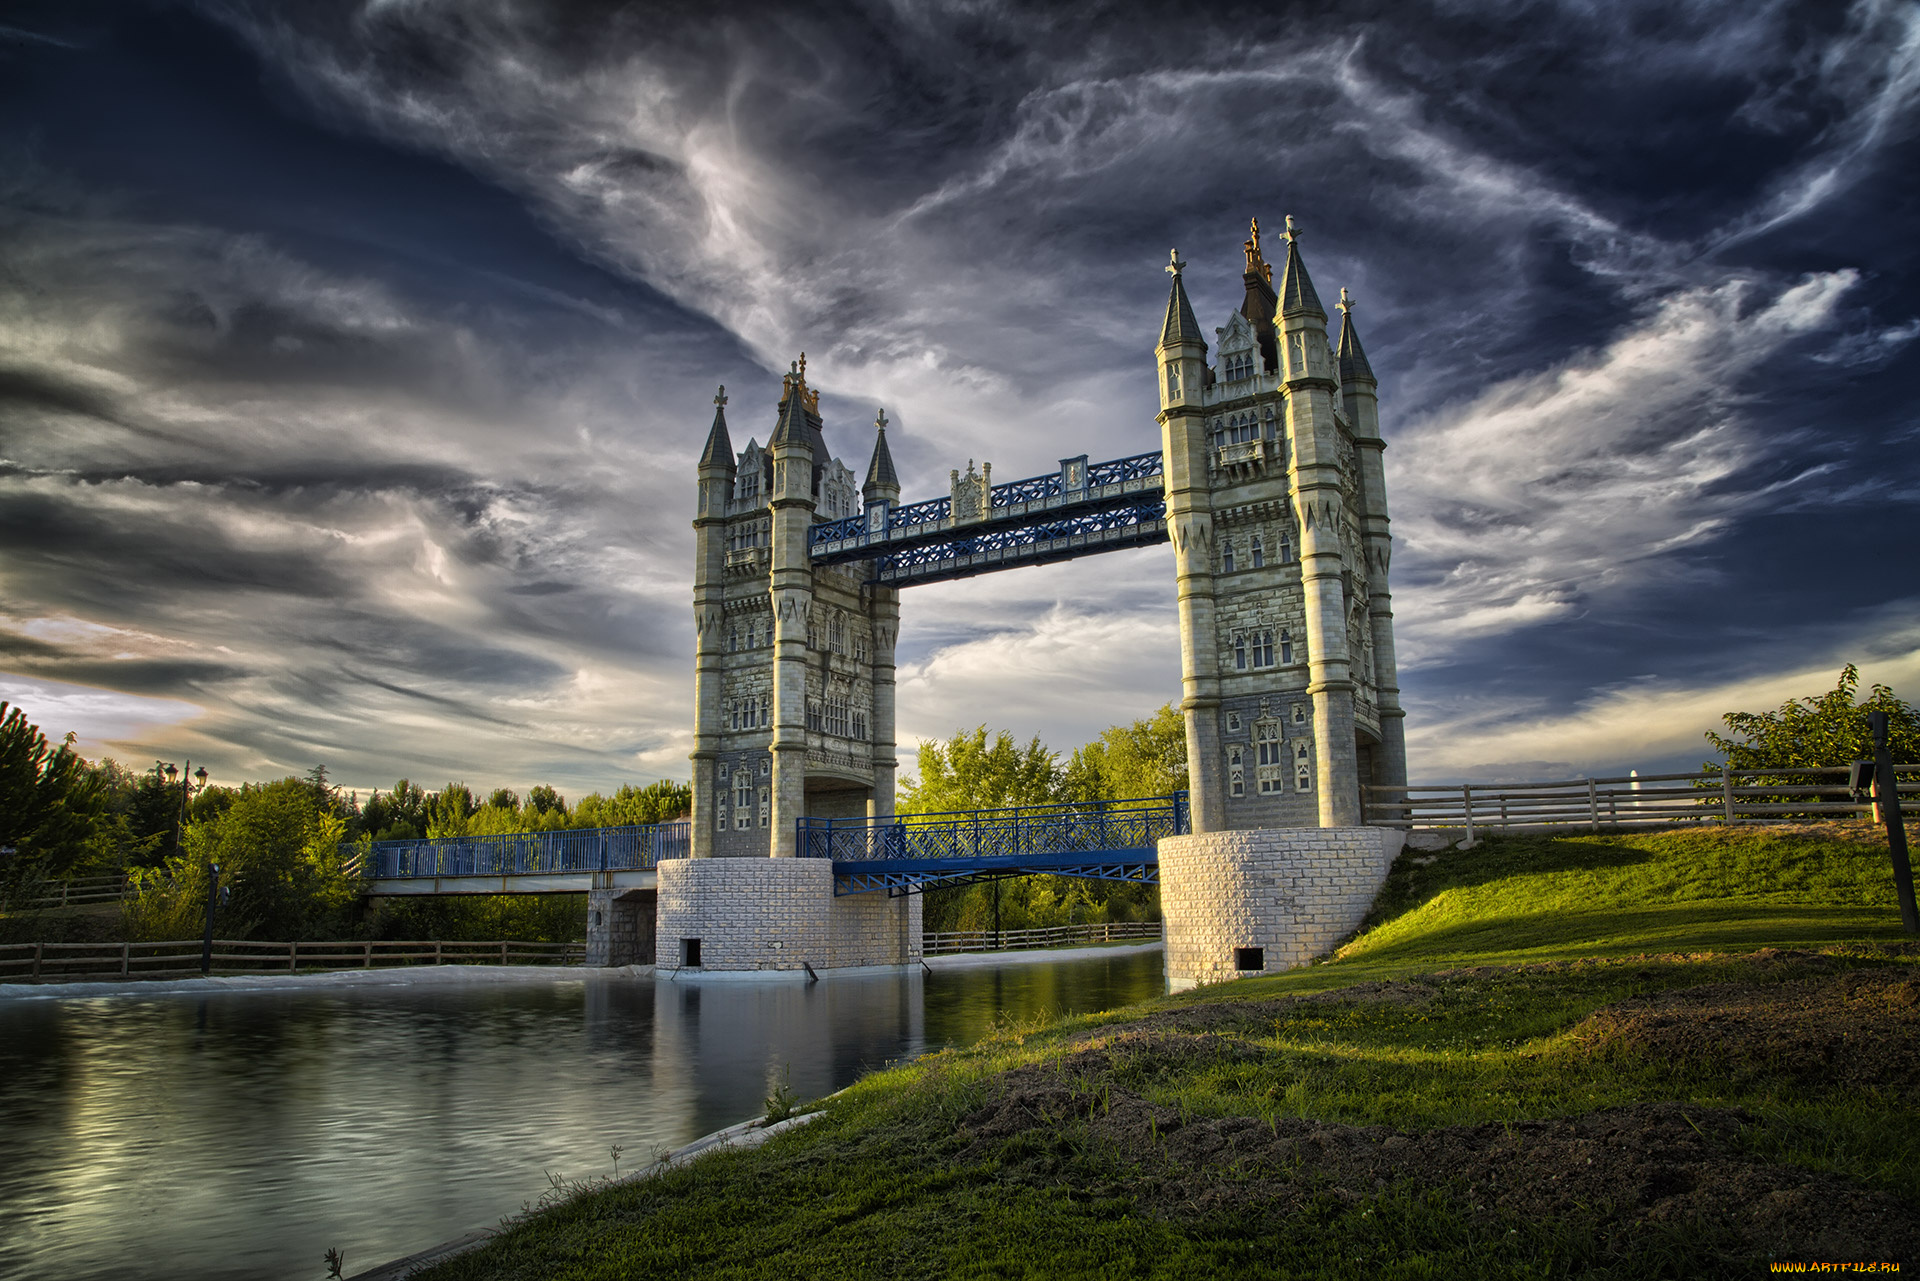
1154, 216, 1406, 830
690, 367, 904, 858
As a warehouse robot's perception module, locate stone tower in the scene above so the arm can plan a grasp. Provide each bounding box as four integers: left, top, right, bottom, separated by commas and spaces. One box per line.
1156, 217, 1407, 831
690, 361, 901, 859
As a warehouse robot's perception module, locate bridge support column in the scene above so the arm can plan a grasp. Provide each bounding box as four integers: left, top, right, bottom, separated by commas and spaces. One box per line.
656, 858, 921, 973
1157, 827, 1402, 990
586, 888, 657, 967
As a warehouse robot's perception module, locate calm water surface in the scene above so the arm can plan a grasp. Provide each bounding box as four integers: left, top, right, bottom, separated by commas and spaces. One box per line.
0, 949, 1165, 1281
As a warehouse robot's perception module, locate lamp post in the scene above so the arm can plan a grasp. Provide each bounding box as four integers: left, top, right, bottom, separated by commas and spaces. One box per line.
163, 762, 218, 971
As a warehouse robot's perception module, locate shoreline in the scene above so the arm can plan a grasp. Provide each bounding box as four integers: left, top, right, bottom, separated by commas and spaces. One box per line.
0, 940, 1164, 1001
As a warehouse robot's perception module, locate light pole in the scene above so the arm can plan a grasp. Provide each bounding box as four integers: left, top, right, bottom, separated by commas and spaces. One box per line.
163, 762, 218, 971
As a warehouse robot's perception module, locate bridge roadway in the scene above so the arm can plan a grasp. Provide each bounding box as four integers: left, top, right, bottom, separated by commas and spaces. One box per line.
350, 795, 1188, 897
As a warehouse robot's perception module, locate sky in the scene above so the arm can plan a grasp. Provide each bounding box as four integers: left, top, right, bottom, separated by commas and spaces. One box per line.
1, 0, 1917, 801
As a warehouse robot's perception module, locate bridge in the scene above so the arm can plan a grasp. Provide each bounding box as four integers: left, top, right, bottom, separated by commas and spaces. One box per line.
349, 793, 1187, 898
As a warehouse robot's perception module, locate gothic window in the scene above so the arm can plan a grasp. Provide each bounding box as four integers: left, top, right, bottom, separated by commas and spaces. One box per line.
1167, 367, 1180, 398
1233, 635, 1247, 670
807, 700, 822, 733
1295, 742, 1313, 792
1279, 535, 1292, 563
715, 801, 727, 831
1255, 723, 1283, 794
1222, 541, 1235, 573
1251, 536, 1264, 569
735, 773, 753, 830
853, 709, 868, 740
854, 634, 868, 663
1229, 745, 1245, 797
1292, 704, 1307, 725
727, 626, 737, 652
759, 787, 770, 829
1254, 630, 1275, 667
729, 702, 740, 730
1226, 711, 1241, 732
1280, 631, 1294, 665
760, 758, 770, 777
830, 614, 846, 654
759, 694, 770, 727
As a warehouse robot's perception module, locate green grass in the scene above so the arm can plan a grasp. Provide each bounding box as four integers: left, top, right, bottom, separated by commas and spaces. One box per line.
420, 825, 1918, 1280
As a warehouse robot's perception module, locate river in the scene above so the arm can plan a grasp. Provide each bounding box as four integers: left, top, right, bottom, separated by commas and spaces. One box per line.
0, 947, 1166, 1281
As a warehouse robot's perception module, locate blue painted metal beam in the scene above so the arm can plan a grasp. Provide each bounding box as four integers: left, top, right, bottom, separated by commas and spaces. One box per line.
808, 450, 1168, 585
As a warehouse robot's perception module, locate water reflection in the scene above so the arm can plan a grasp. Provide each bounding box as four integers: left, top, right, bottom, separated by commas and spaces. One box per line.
0, 949, 1163, 1281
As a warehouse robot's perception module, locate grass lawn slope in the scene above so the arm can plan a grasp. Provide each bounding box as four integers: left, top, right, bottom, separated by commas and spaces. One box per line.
420, 825, 1917, 1280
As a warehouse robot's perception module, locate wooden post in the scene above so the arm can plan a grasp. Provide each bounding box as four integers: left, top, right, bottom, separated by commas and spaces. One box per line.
33, 942, 42, 980
434, 940, 443, 966
1588, 778, 1599, 832
121, 942, 130, 977
500, 940, 509, 966
1463, 785, 1475, 845
364, 940, 372, 969
1869, 712, 1918, 935
289, 941, 298, 972
1722, 768, 1736, 825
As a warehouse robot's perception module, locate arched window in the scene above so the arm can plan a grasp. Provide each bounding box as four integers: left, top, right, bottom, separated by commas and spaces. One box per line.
1222, 540, 1235, 573
1233, 635, 1247, 670
1280, 631, 1294, 665
1255, 630, 1274, 666
1278, 535, 1292, 563
727, 626, 737, 653
1251, 535, 1264, 569
1255, 723, 1283, 793
759, 695, 770, 727
1295, 742, 1313, 792
1167, 367, 1180, 398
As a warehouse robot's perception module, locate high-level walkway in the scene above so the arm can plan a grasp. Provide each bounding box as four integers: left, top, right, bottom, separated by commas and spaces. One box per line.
350, 794, 1188, 897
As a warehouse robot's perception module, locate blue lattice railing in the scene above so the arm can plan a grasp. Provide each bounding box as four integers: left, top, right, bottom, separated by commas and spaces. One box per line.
797, 793, 1187, 864
355, 822, 691, 880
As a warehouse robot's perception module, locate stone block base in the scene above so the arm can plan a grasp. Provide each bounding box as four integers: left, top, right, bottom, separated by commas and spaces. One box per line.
1158, 827, 1400, 991
655, 858, 922, 973
586, 888, 656, 967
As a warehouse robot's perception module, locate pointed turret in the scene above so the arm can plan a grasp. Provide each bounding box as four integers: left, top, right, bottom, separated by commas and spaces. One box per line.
1240, 217, 1279, 373
863, 408, 900, 505
1159, 250, 1206, 351
1334, 288, 1376, 387
699, 385, 735, 472
1276, 215, 1326, 321
770, 364, 812, 450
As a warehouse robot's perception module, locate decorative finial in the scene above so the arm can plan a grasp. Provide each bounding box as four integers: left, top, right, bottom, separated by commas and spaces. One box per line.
1338, 287, 1353, 316
1166, 248, 1185, 277
875, 408, 888, 432
714, 384, 728, 406
1284, 214, 1299, 242
798, 352, 807, 381
1244, 217, 1264, 274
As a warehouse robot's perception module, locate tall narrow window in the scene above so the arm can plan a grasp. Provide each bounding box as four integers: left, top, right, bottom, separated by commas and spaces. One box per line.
1233, 635, 1247, 670
759, 788, 770, 829
1229, 745, 1244, 797
1251, 536, 1264, 569
1222, 541, 1235, 573
1295, 742, 1312, 793
759, 694, 770, 727
1167, 367, 1180, 398
1255, 631, 1274, 666
1280, 631, 1294, 665
735, 774, 752, 830
1255, 723, 1283, 794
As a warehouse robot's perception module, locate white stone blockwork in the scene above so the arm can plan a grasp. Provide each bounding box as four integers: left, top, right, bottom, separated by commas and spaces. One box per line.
656, 858, 921, 973
1158, 827, 1399, 990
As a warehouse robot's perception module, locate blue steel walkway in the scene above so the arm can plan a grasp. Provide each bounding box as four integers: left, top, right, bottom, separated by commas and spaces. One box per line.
799, 793, 1188, 896
348, 793, 1186, 897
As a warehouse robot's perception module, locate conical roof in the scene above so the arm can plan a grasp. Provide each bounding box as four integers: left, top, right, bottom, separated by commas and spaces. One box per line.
863, 410, 898, 494
1335, 289, 1376, 385
1159, 250, 1206, 350
769, 368, 816, 453
698, 387, 734, 471
1276, 216, 1326, 321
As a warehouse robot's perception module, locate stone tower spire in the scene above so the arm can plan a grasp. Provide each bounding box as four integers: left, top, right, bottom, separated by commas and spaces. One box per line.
1156, 249, 1226, 833
1275, 216, 1362, 826
691, 384, 735, 854
863, 408, 900, 505
1241, 217, 1280, 373
767, 362, 818, 857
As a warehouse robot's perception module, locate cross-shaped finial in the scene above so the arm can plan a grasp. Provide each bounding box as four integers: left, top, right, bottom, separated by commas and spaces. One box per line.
1284, 214, 1299, 242
1337, 287, 1353, 316
798, 352, 807, 380
1166, 248, 1185, 277
714, 384, 727, 406
875, 408, 888, 432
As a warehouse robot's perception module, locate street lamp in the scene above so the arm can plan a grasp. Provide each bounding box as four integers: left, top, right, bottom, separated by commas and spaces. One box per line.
162, 761, 219, 972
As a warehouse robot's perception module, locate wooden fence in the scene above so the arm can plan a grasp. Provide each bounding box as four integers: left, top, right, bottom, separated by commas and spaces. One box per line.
16, 874, 131, 910
922, 920, 1162, 955
1362, 765, 1919, 839
0, 938, 586, 984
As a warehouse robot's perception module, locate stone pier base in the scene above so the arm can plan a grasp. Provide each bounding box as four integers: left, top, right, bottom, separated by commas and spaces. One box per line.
586, 888, 657, 967
654, 858, 921, 973
1158, 827, 1404, 991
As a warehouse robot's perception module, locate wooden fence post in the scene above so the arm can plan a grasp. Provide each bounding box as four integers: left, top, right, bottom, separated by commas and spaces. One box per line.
364, 940, 372, 969
1723, 769, 1736, 825
1463, 785, 1475, 845
33, 942, 42, 980
500, 941, 509, 966
121, 942, 130, 977
1588, 778, 1599, 831
434, 940, 443, 966
289, 941, 298, 972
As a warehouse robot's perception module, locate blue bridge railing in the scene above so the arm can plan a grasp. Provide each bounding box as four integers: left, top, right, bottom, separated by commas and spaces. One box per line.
797, 793, 1188, 865
354, 822, 690, 880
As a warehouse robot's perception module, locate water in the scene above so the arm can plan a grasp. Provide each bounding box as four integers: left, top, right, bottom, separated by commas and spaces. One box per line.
0, 949, 1164, 1281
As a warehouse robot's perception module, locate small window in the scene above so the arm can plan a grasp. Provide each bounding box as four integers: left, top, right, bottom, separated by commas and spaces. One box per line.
1222, 541, 1235, 573
760, 757, 771, 777
718, 764, 729, 782
759, 787, 770, 829
1292, 704, 1307, 725
759, 694, 770, 727
727, 626, 737, 652
1255, 630, 1274, 667
1234, 947, 1264, 972
1226, 712, 1241, 732
1251, 536, 1264, 569
1167, 368, 1180, 397
681, 938, 702, 968
1280, 632, 1294, 665
1233, 636, 1247, 670
1279, 537, 1291, 563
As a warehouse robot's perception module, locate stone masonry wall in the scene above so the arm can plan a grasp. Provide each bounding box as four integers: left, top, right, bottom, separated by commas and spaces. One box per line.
656, 858, 918, 972
1158, 827, 1400, 991
586, 888, 657, 967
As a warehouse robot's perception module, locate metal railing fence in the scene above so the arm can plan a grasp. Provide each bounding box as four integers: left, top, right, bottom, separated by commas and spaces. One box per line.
922, 920, 1162, 954
1363, 765, 1919, 839
348, 821, 690, 881
798, 793, 1189, 863
0, 937, 585, 983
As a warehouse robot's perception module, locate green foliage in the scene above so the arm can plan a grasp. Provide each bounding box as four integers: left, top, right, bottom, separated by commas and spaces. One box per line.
1704, 663, 1918, 773
368, 892, 586, 943
123, 777, 357, 941
0, 702, 109, 897
426, 782, 479, 838
360, 779, 430, 842
897, 726, 1060, 815
1060, 702, 1188, 802
485, 787, 520, 812
571, 780, 691, 828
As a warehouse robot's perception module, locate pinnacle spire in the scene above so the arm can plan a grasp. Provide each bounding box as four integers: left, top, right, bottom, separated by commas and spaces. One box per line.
863, 408, 899, 497
1276, 215, 1326, 321
769, 364, 813, 451
1159, 248, 1206, 349
1335, 288, 1376, 385
698, 383, 734, 471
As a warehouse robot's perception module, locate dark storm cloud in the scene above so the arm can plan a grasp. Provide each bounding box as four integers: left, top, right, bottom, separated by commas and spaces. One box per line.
0, 0, 1915, 788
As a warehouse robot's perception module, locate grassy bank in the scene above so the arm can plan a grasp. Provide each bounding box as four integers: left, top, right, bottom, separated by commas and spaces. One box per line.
420, 825, 1917, 1280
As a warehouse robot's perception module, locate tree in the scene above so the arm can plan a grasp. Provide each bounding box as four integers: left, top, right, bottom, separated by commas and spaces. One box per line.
526, 784, 566, 817
1704, 665, 1919, 774
897, 727, 1060, 815
1061, 703, 1188, 802
425, 783, 478, 839
571, 780, 692, 828
485, 788, 520, 813
0, 702, 108, 895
